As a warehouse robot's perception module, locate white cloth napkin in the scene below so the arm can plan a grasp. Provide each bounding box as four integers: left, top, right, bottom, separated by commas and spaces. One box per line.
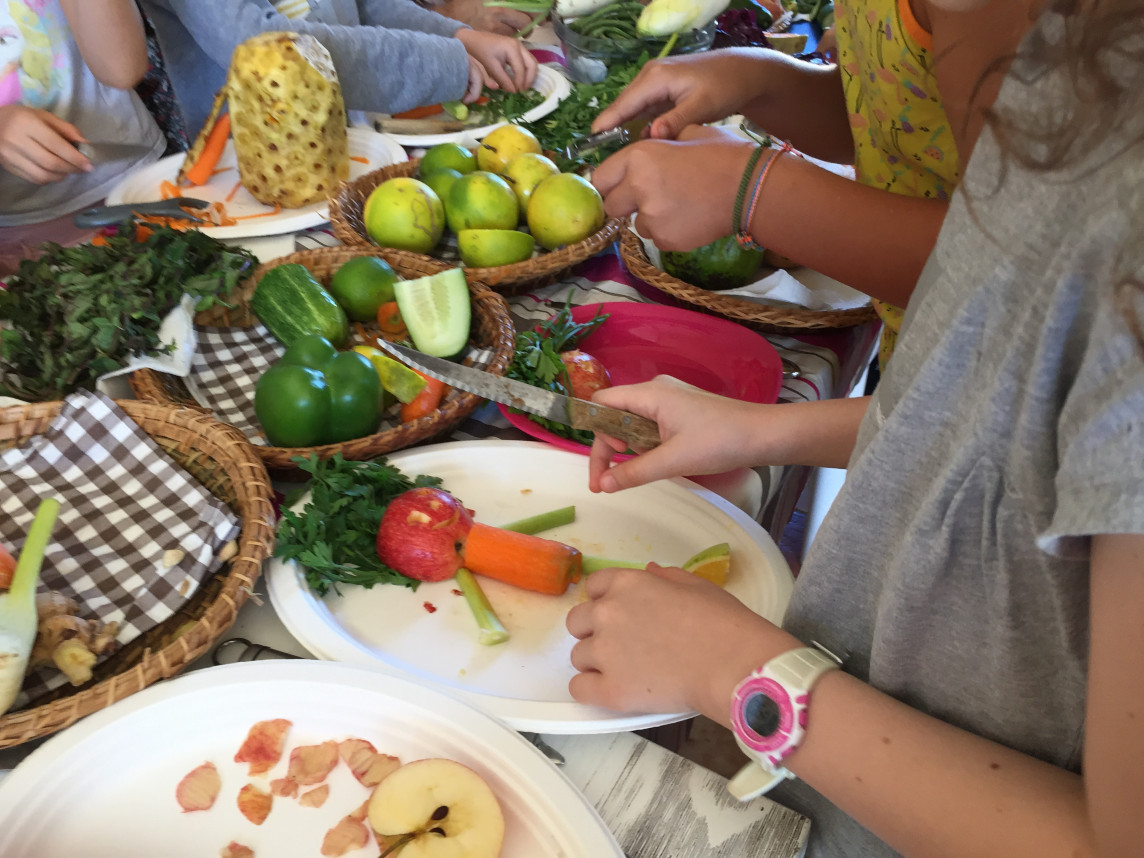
94, 293, 198, 395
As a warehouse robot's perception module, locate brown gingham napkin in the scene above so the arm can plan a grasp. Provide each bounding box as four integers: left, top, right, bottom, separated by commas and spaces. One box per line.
0, 391, 241, 700
187, 323, 496, 444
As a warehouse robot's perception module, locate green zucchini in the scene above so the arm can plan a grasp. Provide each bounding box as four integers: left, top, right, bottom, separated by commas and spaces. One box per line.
251, 263, 350, 348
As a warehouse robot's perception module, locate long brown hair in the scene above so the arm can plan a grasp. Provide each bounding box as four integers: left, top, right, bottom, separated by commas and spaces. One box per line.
983, 0, 1144, 345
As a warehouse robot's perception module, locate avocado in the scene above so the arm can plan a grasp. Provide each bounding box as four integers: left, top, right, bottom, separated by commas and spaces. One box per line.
661, 234, 766, 291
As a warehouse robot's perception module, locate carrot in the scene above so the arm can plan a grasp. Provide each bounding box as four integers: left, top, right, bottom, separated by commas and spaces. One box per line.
159, 179, 181, 200
376, 301, 406, 336
0, 542, 15, 590
183, 112, 231, 187
462, 523, 583, 596
90, 234, 110, 247
399, 371, 446, 423
393, 103, 444, 120
134, 224, 154, 242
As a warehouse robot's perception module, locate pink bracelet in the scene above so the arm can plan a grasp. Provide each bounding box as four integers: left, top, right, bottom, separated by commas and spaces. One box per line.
736, 140, 799, 251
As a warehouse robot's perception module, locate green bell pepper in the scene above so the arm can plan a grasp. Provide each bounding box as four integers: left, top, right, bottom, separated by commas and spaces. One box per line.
254, 334, 384, 447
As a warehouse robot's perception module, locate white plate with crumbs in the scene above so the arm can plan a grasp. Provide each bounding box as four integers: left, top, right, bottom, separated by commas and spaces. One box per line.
0, 660, 623, 858
266, 440, 795, 734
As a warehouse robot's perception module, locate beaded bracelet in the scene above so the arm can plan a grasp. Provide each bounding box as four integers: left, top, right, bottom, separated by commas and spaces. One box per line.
737, 140, 799, 251
732, 145, 768, 249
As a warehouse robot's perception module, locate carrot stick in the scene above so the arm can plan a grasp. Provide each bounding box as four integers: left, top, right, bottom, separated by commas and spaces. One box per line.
183, 112, 231, 186
393, 103, 444, 120
461, 523, 582, 596
399, 371, 446, 423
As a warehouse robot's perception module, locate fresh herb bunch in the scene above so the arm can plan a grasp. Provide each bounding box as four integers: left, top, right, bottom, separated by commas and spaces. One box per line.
0, 225, 255, 400
275, 453, 443, 597
506, 297, 610, 445
521, 53, 651, 170
473, 86, 546, 124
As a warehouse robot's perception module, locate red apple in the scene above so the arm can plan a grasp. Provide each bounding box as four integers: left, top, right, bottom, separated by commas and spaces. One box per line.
559, 349, 611, 400
377, 487, 475, 582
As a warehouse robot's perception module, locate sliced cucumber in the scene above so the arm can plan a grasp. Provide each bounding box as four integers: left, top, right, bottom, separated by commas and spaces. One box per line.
393, 267, 472, 358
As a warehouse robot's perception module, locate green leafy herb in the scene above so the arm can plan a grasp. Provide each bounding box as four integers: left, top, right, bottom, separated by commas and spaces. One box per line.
0, 225, 255, 400
473, 86, 547, 124
506, 295, 610, 445
521, 53, 651, 170
274, 453, 443, 597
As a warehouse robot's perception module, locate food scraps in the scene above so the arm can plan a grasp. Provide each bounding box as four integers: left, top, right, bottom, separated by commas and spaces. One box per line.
237, 783, 273, 825
175, 761, 222, 812
234, 718, 293, 776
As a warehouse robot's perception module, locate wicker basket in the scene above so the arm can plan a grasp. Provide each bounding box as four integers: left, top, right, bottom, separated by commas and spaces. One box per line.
130, 246, 516, 475
328, 159, 623, 295
619, 223, 879, 332
0, 400, 276, 748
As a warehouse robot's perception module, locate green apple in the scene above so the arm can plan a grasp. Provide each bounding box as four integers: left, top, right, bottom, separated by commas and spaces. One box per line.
368, 758, 505, 858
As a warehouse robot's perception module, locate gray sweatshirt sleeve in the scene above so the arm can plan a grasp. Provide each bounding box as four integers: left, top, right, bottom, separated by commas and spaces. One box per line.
148, 0, 470, 133
359, 0, 467, 37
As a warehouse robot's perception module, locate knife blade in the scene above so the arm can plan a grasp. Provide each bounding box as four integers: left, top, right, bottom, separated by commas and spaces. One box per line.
73, 140, 156, 161
376, 341, 661, 450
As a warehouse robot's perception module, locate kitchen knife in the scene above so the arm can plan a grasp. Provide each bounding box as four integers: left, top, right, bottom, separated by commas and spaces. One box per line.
376, 341, 662, 450
73, 140, 156, 161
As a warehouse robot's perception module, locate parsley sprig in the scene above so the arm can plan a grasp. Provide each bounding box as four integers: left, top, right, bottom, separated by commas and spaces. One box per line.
506, 296, 609, 445
275, 453, 443, 597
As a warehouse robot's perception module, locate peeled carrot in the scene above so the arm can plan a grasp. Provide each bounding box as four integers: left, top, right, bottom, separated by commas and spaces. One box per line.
399, 371, 446, 423
183, 112, 231, 186
462, 523, 583, 596
393, 103, 444, 120
0, 542, 15, 590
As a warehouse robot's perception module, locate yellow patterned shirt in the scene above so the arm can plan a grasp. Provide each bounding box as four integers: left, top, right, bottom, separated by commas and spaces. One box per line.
835, 0, 961, 367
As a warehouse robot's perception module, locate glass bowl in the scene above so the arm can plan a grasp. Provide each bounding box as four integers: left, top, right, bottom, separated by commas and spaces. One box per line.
552, 12, 717, 83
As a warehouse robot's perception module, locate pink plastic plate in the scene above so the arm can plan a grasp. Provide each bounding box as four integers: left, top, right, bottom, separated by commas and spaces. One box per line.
500, 302, 783, 458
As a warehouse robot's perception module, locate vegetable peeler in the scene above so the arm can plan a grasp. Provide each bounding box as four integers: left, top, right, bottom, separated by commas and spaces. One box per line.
561, 118, 650, 161
73, 198, 208, 228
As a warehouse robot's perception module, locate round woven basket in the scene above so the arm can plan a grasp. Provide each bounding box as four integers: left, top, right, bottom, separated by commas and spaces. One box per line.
129, 246, 516, 476
619, 224, 879, 332
328, 158, 623, 295
0, 399, 276, 748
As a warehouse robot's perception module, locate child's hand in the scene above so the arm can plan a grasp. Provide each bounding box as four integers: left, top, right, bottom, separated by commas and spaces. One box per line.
592, 134, 756, 252
455, 28, 538, 93
586, 376, 775, 494
566, 562, 798, 717
0, 105, 92, 184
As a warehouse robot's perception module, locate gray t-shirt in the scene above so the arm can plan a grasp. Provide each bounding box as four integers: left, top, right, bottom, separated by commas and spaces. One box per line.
141, 0, 471, 136
0, 0, 166, 226
772, 15, 1144, 857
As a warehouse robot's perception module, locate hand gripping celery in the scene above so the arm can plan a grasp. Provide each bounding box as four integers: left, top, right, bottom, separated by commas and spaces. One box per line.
0, 498, 61, 717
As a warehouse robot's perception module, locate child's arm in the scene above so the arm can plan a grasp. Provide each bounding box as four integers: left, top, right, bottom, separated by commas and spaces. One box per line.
592, 132, 947, 308
583, 377, 869, 496
58, 0, 150, 90
567, 532, 1144, 857
591, 49, 855, 165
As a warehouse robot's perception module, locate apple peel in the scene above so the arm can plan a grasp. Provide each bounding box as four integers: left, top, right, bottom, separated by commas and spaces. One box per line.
237, 782, 273, 825
176, 761, 221, 812
234, 718, 292, 776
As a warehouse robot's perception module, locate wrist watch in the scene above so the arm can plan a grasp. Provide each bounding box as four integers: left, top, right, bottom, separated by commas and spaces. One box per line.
726, 643, 843, 801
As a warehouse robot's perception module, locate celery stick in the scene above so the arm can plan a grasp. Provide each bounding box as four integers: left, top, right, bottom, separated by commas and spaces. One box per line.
581, 555, 646, 575
501, 505, 576, 535
456, 568, 510, 646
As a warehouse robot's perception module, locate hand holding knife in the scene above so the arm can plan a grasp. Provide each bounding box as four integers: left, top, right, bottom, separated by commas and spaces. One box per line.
375, 341, 661, 451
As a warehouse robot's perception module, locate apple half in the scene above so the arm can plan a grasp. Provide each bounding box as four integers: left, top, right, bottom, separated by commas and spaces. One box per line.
369, 758, 505, 858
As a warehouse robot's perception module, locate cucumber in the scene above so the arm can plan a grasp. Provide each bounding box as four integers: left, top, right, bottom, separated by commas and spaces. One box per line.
251, 263, 350, 348
393, 267, 472, 358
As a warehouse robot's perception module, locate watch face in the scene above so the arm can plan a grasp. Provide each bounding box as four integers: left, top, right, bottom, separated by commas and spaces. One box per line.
731, 675, 794, 754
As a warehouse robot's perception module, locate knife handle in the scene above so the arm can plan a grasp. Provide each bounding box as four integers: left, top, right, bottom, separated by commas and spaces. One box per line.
568, 400, 661, 450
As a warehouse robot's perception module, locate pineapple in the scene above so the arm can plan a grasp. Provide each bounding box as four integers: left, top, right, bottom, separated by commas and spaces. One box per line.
180, 32, 350, 208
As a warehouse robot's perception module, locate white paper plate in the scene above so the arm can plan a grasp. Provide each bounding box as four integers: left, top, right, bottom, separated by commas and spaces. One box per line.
0, 660, 623, 858
267, 440, 795, 734
362, 65, 572, 148
104, 127, 408, 240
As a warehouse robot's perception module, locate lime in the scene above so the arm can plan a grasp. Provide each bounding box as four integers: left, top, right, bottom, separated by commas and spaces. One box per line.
445, 171, 519, 234
476, 124, 542, 174
422, 167, 462, 203
420, 142, 477, 177
501, 153, 560, 209
457, 229, 535, 267
527, 172, 605, 250
681, 542, 731, 587
329, 256, 399, 321
363, 177, 445, 254
353, 345, 427, 404
393, 267, 472, 358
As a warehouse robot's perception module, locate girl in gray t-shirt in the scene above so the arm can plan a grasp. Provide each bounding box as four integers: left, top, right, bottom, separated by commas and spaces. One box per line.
565, 2, 1144, 856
